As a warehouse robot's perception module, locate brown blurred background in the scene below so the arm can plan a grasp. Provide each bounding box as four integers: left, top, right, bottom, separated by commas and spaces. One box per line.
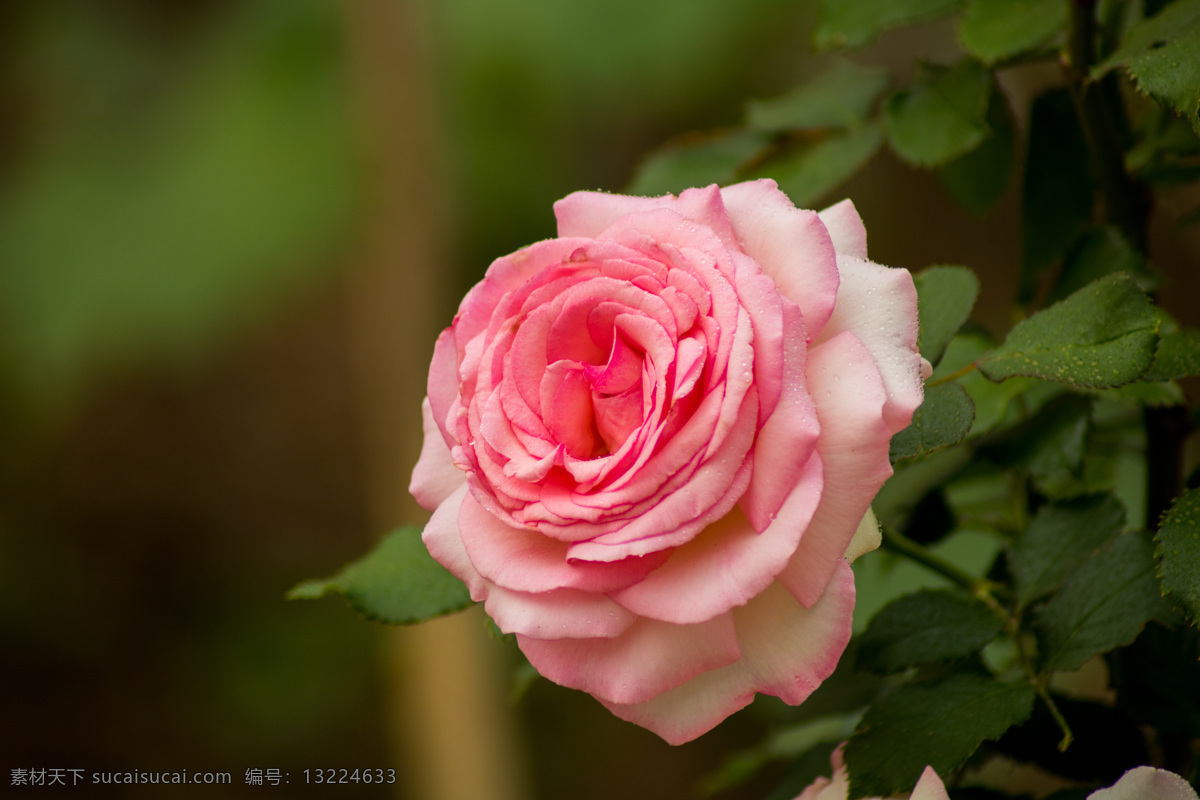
4, 1, 1196, 799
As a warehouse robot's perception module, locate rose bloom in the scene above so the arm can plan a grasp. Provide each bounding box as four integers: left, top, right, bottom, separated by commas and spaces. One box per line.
411, 179, 926, 743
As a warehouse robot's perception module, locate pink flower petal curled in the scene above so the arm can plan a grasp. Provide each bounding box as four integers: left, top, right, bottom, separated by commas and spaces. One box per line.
794, 748, 950, 800
817, 198, 868, 260
814, 254, 924, 434
783, 331, 893, 609
518, 612, 742, 706
609, 453, 823, 625
410, 398, 467, 511
719, 179, 841, 342
599, 560, 856, 745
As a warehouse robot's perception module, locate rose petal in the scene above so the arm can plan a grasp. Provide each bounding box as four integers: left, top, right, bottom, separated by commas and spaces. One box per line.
814, 254, 924, 433
410, 397, 468, 511
599, 560, 855, 745
458, 492, 668, 594
484, 584, 637, 640
718, 179, 840, 342
610, 453, 823, 624
518, 612, 741, 706
1088, 767, 1200, 800
818, 198, 868, 260
781, 331, 893, 609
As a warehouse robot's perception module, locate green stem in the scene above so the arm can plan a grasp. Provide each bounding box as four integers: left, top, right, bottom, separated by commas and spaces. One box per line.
1011, 624, 1075, 751
1065, 0, 1149, 250
879, 527, 1011, 606
925, 362, 978, 389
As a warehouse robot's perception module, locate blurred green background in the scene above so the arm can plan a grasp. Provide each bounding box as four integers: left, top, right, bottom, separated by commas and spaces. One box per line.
0, 1, 1038, 798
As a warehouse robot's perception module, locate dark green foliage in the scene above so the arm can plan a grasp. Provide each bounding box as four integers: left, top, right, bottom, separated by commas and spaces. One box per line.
1008, 494, 1126, 606
844, 674, 1034, 799
1034, 532, 1172, 672
884, 60, 993, 167
978, 274, 1159, 389
1155, 488, 1200, 621
858, 589, 1005, 673
915, 265, 981, 365
890, 381, 976, 461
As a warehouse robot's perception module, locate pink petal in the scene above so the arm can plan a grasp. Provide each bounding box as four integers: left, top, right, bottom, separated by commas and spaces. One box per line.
600, 560, 855, 744
813, 254, 924, 433
609, 454, 823, 624
483, 584, 637, 640
911, 766, 952, 800
420, 484, 486, 598
740, 298, 820, 531
554, 185, 738, 251
818, 198, 868, 259
517, 612, 741, 706
457, 492, 668, 594
410, 397, 467, 511
781, 331, 893, 609
718, 180, 840, 342
1088, 767, 1200, 800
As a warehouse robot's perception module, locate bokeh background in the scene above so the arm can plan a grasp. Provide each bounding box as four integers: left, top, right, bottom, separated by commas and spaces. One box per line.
5, 1, 1195, 799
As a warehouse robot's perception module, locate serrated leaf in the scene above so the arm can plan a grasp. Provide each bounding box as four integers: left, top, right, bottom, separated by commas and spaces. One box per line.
1034, 531, 1171, 672
978, 273, 1159, 388
858, 589, 1005, 673
1145, 328, 1200, 380
288, 526, 472, 625
1009, 494, 1126, 606
844, 673, 1035, 799
889, 381, 976, 461
915, 265, 980, 364
1050, 227, 1159, 304
747, 60, 890, 132
755, 123, 883, 207
938, 90, 1016, 212
884, 60, 993, 167
933, 332, 1045, 436
1155, 488, 1200, 622
1093, 0, 1200, 136
1021, 89, 1094, 301
958, 0, 1067, 64
627, 129, 767, 196
815, 0, 962, 50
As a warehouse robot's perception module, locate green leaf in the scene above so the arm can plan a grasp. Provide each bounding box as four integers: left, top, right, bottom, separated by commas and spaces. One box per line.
844, 673, 1035, 799
1021, 89, 1094, 301
288, 526, 472, 625
1155, 488, 1200, 622
933, 332, 1046, 436
627, 129, 767, 196
938, 90, 1016, 212
1145, 327, 1200, 380
958, 0, 1067, 64
977, 273, 1159, 388
1034, 531, 1171, 672
858, 589, 1005, 673
815, 0, 962, 50
1009, 494, 1127, 606
755, 123, 884, 207
747, 60, 890, 132
1093, 0, 1200, 137
915, 265, 980, 364
884, 60, 993, 167
889, 381, 976, 461
1050, 227, 1159, 304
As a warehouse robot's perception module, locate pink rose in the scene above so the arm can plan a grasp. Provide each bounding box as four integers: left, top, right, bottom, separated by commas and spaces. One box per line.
794, 747, 949, 800
411, 179, 925, 744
